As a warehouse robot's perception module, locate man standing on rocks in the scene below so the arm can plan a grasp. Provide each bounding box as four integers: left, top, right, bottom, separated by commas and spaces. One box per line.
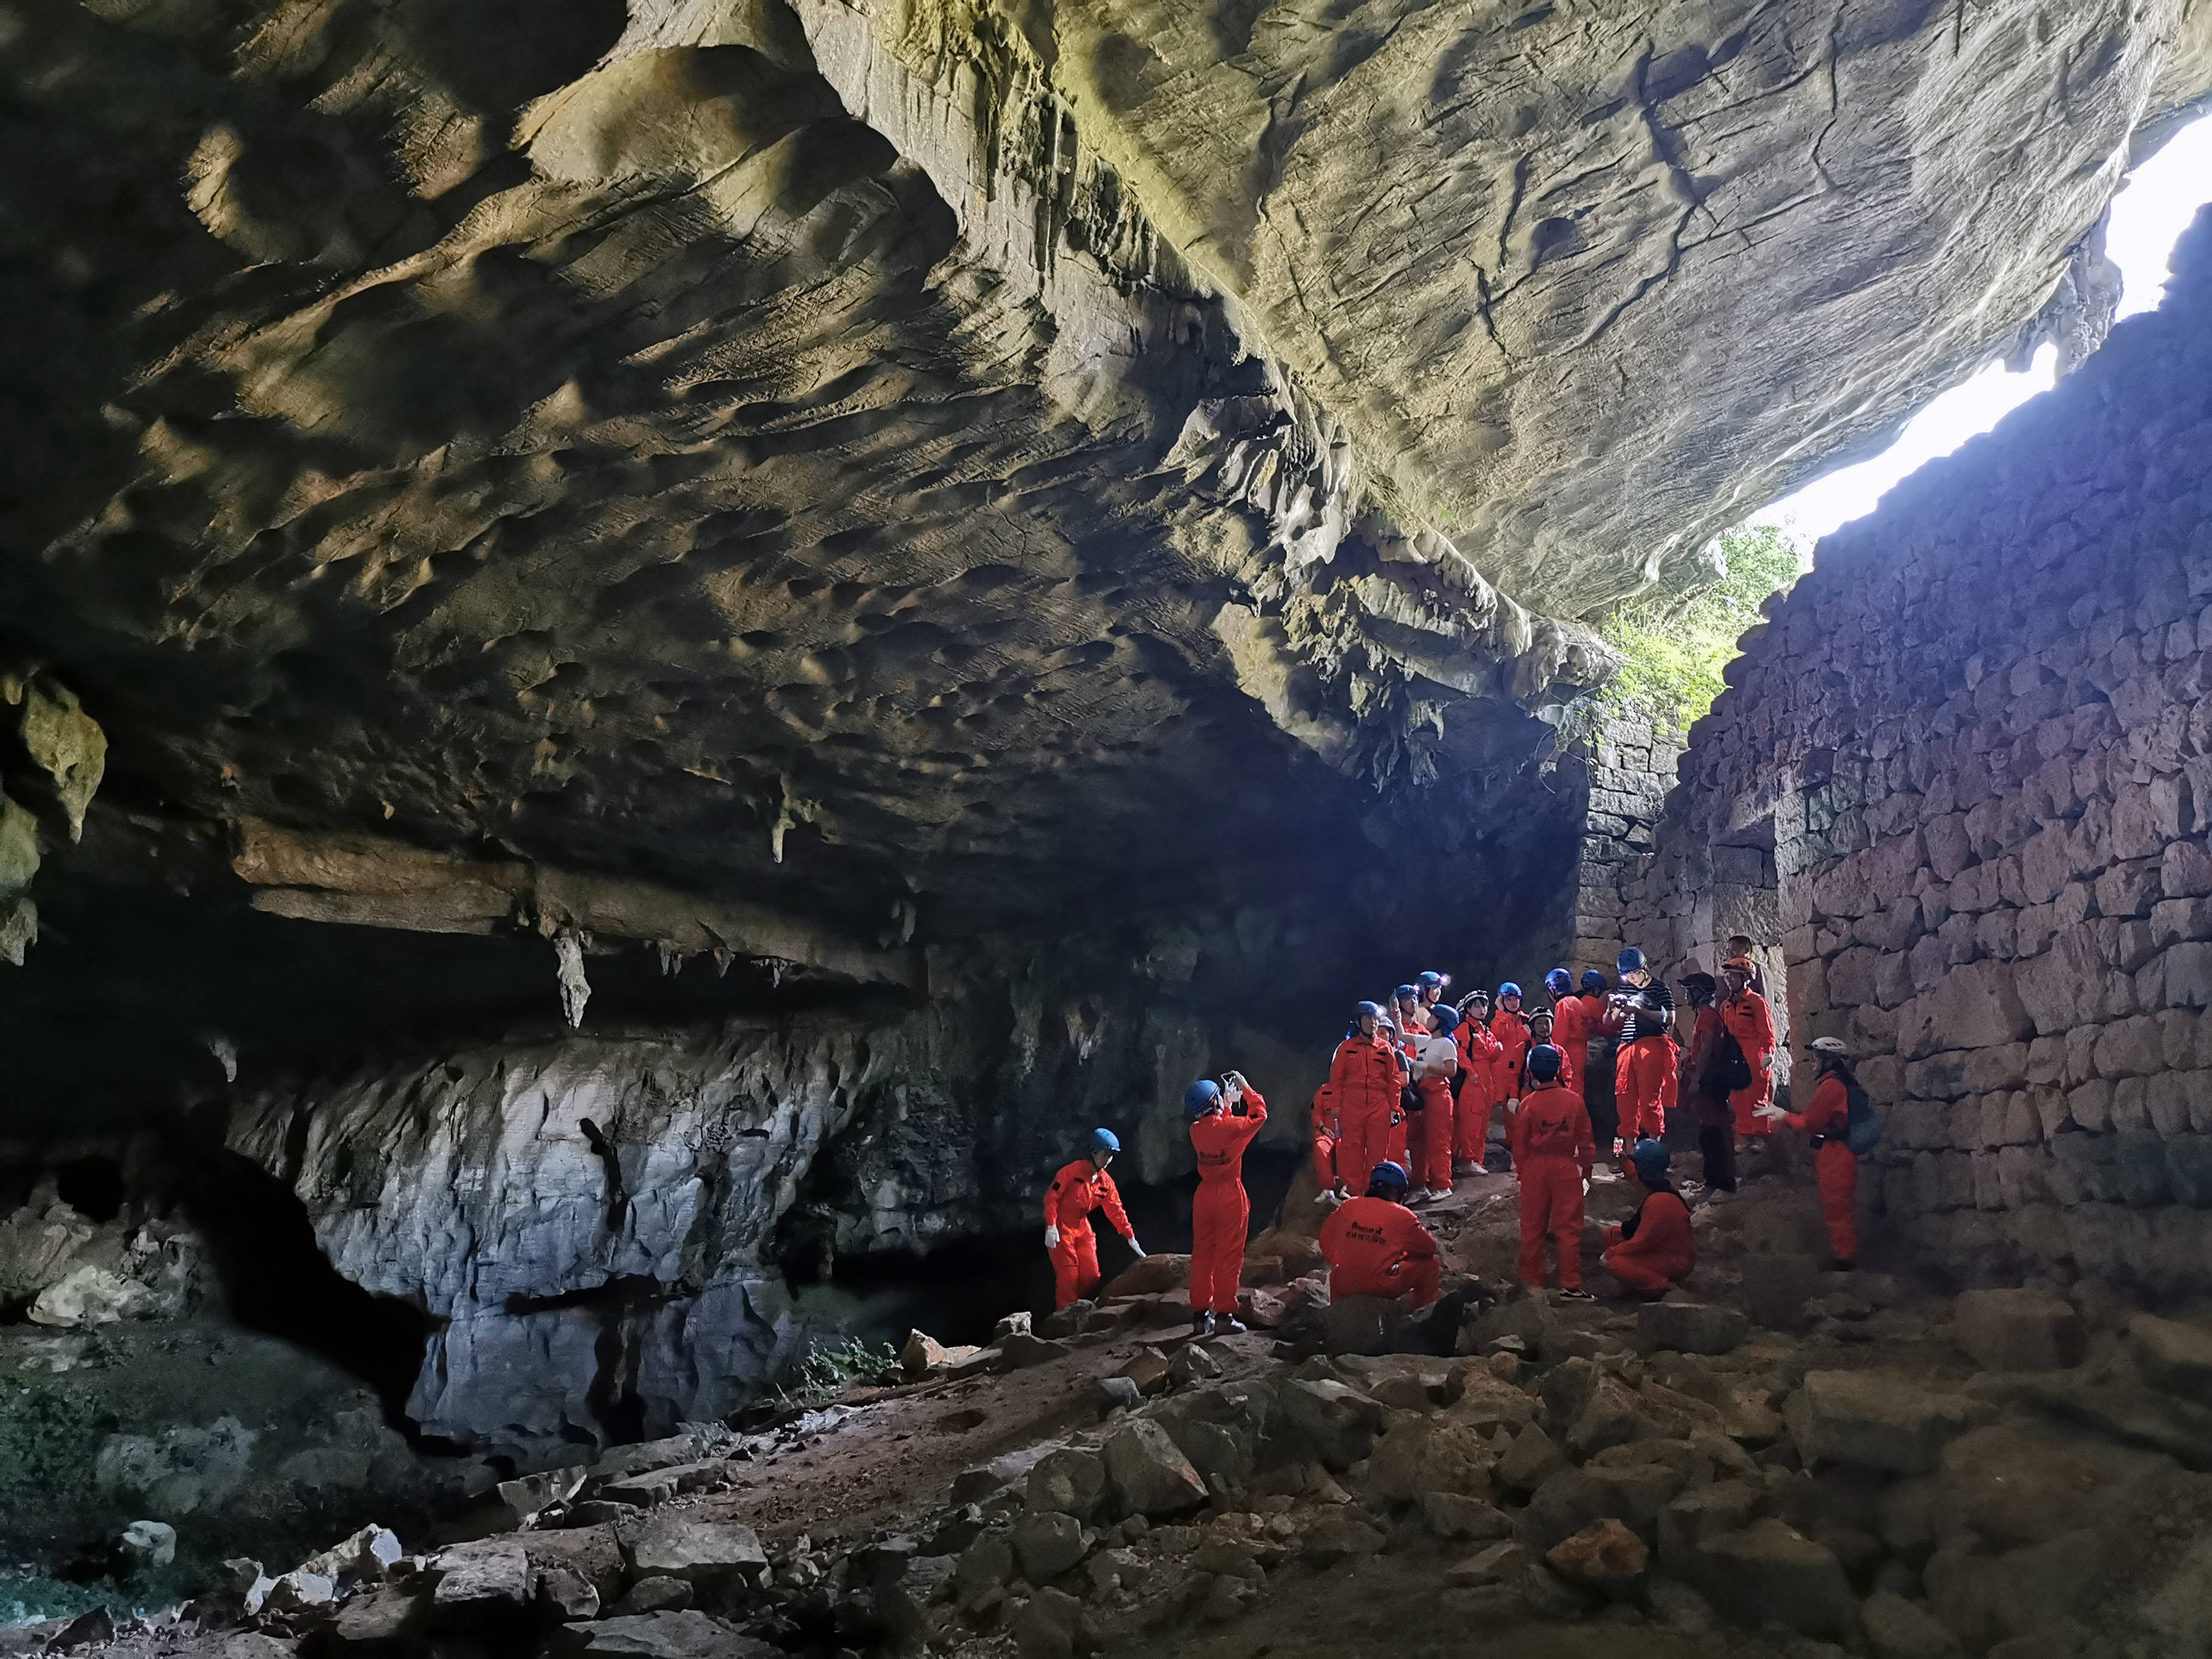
1407, 1008, 1460, 1204
1757, 1037, 1860, 1270
1043, 1129, 1144, 1309
1578, 968, 1623, 1178
1719, 955, 1777, 1139
1600, 1140, 1695, 1296
1608, 948, 1677, 1144
1453, 988, 1503, 1176
1678, 971, 1738, 1199
1185, 1074, 1267, 1337
1318, 1161, 1440, 1310
1329, 1002, 1403, 1202
1489, 982, 1533, 1126
1510, 1044, 1597, 1302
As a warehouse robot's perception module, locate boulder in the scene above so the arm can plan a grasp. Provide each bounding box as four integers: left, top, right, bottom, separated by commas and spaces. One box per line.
1568, 1375, 1660, 1457
1338, 1353, 1458, 1409
1680, 1519, 1857, 1638
1100, 1419, 1207, 1516
537, 1566, 601, 1622
2125, 1313, 2212, 1400
1094, 1376, 1144, 1416
552, 1611, 781, 1659
497, 1469, 588, 1521
1446, 1540, 1525, 1586
331, 1586, 429, 1647
1298, 1511, 1386, 1563
260, 1570, 339, 1617
1952, 1290, 2084, 1372
1010, 1586, 1088, 1659
1102, 1256, 1190, 1298
432, 1551, 532, 1619
297, 1524, 403, 1583
1278, 1378, 1385, 1469
1520, 1470, 1630, 1555
615, 1578, 695, 1615
1638, 1302, 1749, 1356
1461, 1296, 1555, 1359
1923, 1529, 2108, 1651
994, 1332, 1071, 1369
1167, 1344, 1221, 1387
118, 1520, 176, 1571
1176, 1419, 1255, 1486
1786, 1372, 1989, 1473
1495, 1424, 1566, 1492
899, 1329, 982, 1378
1116, 1350, 1172, 1395
627, 1515, 769, 1594
953, 1533, 1014, 1604
27, 1265, 150, 1327
1545, 1520, 1648, 1590
1421, 1492, 1515, 1541
598, 1460, 726, 1508
1443, 1371, 1540, 1432
1657, 1480, 1762, 1570
589, 1436, 704, 1486
1362, 1416, 1493, 1503
1025, 1449, 1107, 1519
1011, 1510, 1090, 1581
1861, 1589, 1962, 1658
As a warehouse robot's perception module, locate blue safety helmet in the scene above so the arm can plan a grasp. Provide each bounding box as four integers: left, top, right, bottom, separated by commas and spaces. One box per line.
1184, 1079, 1222, 1118
1368, 1161, 1410, 1195
1432, 1005, 1460, 1035
1618, 947, 1646, 974
1498, 981, 1522, 1000
1631, 1139, 1672, 1182
1355, 1000, 1384, 1020
1545, 968, 1573, 996
1090, 1128, 1121, 1156
1581, 970, 1608, 994
1526, 1044, 1563, 1082
1394, 984, 1418, 1002
1416, 971, 1445, 991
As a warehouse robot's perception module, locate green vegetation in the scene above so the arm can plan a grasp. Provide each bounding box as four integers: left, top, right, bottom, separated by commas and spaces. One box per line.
785, 1336, 897, 1404
1595, 523, 1808, 732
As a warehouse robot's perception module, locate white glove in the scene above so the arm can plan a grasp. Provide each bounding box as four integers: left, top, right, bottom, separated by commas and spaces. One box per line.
1505, 1097, 1520, 1114
1753, 1102, 1788, 1122
1582, 1178, 1590, 1196
1045, 1224, 1061, 1249
1127, 1239, 1146, 1258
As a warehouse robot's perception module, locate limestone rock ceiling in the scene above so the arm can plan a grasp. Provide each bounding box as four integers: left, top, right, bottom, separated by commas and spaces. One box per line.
1, 0, 2207, 971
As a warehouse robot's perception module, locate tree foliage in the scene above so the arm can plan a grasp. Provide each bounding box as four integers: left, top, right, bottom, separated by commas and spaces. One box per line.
1595, 523, 1808, 733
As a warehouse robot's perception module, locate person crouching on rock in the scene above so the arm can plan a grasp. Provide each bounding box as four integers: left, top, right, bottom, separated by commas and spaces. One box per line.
1330, 1001, 1403, 1202
1318, 1162, 1441, 1310
1601, 1139, 1695, 1298
1044, 1129, 1145, 1310
1511, 1043, 1597, 1302
1756, 1037, 1860, 1270
1186, 1073, 1268, 1338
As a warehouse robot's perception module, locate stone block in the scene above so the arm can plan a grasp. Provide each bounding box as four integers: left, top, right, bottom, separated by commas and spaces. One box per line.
1785, 1371, 1989, 1473
1678, 1520, 1857, 1639
1100, 1419, 1206, 1517
2125, 1313, 2212, 1399
2094, 1017, 2165, 1079
1897, 960, 2031, 1057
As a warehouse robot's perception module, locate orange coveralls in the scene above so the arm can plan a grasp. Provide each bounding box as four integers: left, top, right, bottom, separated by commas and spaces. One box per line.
1785, 1074, 1858, 1262
1454, 1016, 1505, 1165
1188, 1088, 1269, 1316
1511, 1084, 1595, 1290
1310, 1083, 1340, 1191
1601, 1189, 1696, 1294
1043, 1159, 1136, 1309
1720, 989, 1778, 1136
1319, 1195, 1441, 1308
1329, 1034, 1403, 1199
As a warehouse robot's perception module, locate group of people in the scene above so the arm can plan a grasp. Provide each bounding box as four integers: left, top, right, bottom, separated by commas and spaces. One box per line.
1041, 937, 1868, 1334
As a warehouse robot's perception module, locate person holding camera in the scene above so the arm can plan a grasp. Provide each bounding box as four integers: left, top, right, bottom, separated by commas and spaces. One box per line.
1186, 1072, 1270, 1336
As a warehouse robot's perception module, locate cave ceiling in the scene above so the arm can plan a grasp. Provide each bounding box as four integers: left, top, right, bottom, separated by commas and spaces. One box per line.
1, 0, 2208, 1096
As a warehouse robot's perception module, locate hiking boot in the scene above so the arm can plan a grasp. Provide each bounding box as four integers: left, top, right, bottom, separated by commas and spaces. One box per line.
1426, 1186, 1454, 1202
1215, 1316, 1247, 1335
1556, 1287, 1599, 1303
1193, 1311, 1217, 1337
1452, 1160, 1481, 1179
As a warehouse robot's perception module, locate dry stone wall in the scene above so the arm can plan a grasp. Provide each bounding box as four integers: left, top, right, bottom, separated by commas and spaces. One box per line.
1617, 208, 2212, 1297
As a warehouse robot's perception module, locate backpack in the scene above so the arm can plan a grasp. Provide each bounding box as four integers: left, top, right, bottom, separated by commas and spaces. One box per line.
1702, 1029, 1754, 1096
1844, 1076, 1882, 1155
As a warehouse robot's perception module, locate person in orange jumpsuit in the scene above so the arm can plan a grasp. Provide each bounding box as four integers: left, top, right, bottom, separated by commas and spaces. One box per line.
1757, 1037, 1860, 1269
1416, 970, 1450, 1019
1610, 948, 1677, 1141
1407, 1016, 1460, 1202
1329, 1002, 1404, 1203
1678, 972, 1737, 1198
1043, 1129, 1145, 1309
1510, 1044, 1596, 1300
1318, 1161, 1441, 1309
1718, 956, 1778, 1138
1601, 1139, 1696, 1297
1544, 970, 1588, 1094
1309, 1081, 1341, 1198
1453, 991, 1503, 1176
1523, 1010, 1558, 1093
1186, 1073, 1269, 1337
1489, 984, 1532, 1104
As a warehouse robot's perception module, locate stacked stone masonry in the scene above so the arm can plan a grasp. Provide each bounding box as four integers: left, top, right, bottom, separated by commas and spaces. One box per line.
1601, 209, 2212, 1297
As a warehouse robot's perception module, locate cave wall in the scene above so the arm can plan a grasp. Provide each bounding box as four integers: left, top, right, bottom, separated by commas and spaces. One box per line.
1618, 208, 2212, 1298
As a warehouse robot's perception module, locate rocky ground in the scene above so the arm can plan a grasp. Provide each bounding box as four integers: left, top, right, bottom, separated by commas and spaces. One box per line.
12, 1162, 2212, 1659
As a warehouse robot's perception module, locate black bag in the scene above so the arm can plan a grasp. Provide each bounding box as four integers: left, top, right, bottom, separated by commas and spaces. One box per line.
1402, 1082, 1425, 1114
1703, 1030, 1754, 1096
